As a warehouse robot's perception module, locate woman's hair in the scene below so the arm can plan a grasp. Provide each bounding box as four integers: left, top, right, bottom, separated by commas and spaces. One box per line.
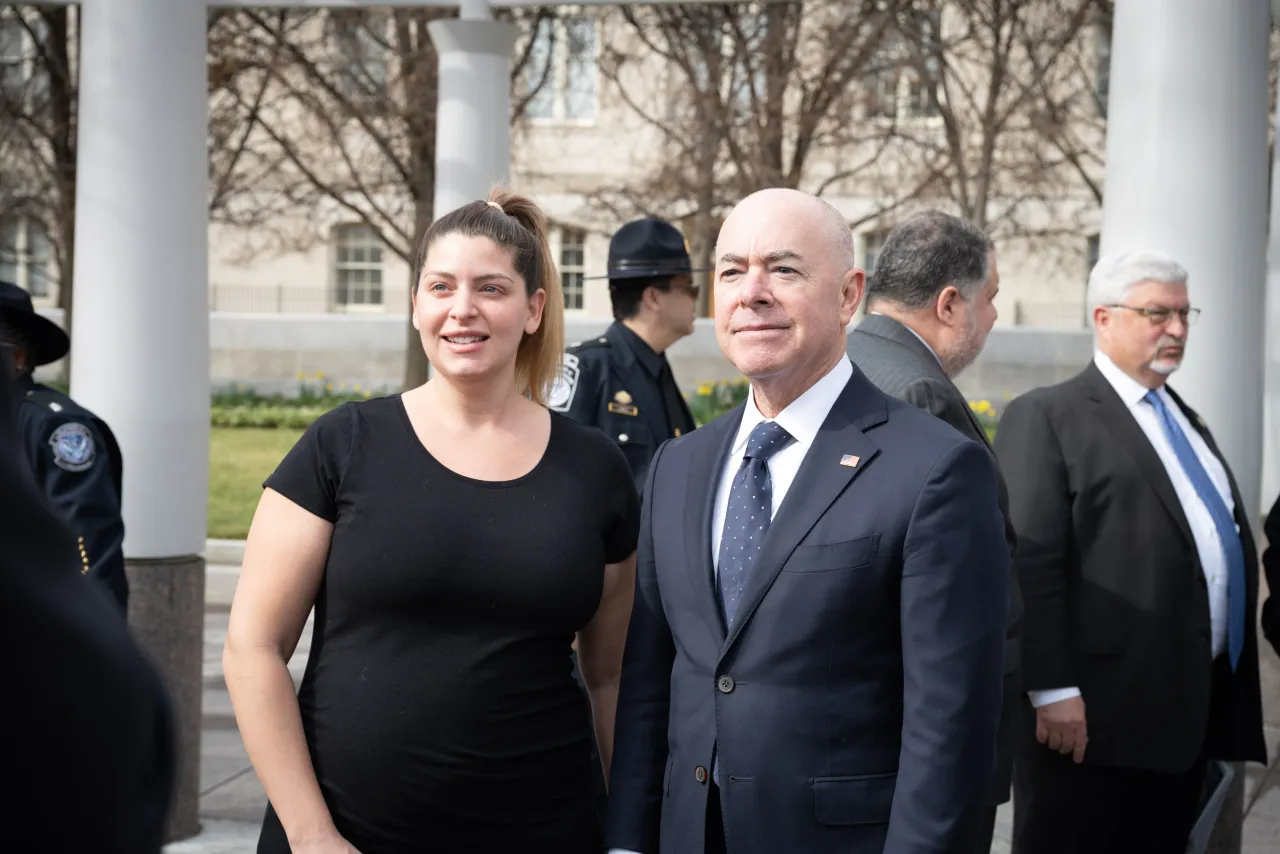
413, 187, 564, 407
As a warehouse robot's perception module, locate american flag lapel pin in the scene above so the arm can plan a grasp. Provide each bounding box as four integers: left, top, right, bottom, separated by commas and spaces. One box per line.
840, 454, 860, 468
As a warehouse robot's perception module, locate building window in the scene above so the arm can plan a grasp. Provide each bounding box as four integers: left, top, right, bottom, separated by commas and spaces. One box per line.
331, 10, 389, 105
861, 229, 888, 274
522, 16, 598, 121
0, 9, 48, 105
1094, 24, 1110, 118
866, 11, 940, 121
556, 226, 586, 311
333, 224, 384, 308
0, 216, 52, 297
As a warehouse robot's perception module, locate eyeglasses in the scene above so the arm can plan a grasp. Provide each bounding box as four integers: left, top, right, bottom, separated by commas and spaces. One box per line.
669, 283, 700, 299
1105, 304, 1200, 326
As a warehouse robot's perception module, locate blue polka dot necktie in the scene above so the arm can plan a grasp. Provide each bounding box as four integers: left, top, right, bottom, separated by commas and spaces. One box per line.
717, 420, 794, 627
1144, 390, 1247, 670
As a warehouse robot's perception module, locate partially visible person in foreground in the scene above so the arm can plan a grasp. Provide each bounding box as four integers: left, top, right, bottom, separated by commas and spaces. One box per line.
0, 348, 175, 853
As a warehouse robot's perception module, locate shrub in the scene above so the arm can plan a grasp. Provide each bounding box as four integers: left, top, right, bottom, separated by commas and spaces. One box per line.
210, 405, 333, 430
687, 378, 751, 426
968, 398, 1001, 443
211, 374, 390, 428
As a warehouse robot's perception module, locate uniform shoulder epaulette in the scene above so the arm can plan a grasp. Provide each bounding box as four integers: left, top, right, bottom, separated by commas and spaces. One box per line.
567, 335, 611, 354
23, 386, 74, 415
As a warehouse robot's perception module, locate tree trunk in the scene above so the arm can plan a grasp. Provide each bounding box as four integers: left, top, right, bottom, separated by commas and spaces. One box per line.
401, 192, 432, 389
693, 178, 717, 319
397, 11, 437, 392
402, 287, 430, 388
47, 7, 76, 377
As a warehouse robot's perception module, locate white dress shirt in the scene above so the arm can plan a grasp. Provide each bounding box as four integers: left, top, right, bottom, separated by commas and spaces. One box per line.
607, 356, 853, 854
710, 356, 853, 569
1027, 350, 1236, 709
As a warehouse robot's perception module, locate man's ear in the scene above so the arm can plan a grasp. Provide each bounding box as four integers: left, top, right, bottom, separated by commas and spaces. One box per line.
839, 268, 865, 325
936, 285, 962, 326
642, 284, 664, 314
1091, 304, 1109, 331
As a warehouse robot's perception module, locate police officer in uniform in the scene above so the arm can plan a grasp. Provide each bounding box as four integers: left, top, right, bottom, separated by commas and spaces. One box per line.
0, 281, 128, 612
549, 218, 700, 493
551, 219, 700, 824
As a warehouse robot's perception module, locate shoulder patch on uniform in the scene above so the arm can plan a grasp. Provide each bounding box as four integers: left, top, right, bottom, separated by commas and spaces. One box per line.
548, 352, 581, 413
49, 422, 96, 472
567, 336, 611, 354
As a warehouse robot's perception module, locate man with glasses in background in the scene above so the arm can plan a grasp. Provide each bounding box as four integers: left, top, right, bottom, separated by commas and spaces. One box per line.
995, 251, 1268, 853
550, 218, 701, 494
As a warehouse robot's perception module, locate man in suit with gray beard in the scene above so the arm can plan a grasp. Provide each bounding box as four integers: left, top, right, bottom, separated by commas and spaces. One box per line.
847, 210, 1022, 854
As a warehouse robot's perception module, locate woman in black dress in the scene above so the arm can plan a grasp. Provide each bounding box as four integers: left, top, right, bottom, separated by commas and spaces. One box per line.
223, 190, 640, 854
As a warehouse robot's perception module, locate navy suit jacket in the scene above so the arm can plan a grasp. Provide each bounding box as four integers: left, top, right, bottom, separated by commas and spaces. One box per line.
606, 366, 1010, 854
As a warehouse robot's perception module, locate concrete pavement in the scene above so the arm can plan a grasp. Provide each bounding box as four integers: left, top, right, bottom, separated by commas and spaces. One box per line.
165, 560, 1280, 852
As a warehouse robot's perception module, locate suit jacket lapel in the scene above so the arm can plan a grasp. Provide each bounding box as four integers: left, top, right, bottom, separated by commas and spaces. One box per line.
684, 407, 740, 640
720, 371, 887, 657
1082, 364, 1196, 551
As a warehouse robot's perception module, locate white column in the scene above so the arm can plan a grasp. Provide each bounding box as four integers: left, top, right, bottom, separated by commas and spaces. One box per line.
1263, 4, 1280, 514
72, 4, 208, 837
71, 0, 209, 558
428, 1, 519, 220
1099, 0, 1272, 519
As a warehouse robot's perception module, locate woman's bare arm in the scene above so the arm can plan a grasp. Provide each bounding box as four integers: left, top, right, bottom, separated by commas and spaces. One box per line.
223, 489, 355, 851
576, 552, 637, 783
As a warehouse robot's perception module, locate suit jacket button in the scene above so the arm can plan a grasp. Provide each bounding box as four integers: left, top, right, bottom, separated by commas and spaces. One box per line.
717, 675, 735, 693
694, 765, 708, 784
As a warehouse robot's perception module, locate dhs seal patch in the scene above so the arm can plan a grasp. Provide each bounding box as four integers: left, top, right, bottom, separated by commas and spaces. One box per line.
547, 352, 580, 413
49, 422, 96, 472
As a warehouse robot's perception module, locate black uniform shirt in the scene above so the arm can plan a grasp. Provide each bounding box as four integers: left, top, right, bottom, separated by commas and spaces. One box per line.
549, 321, 696, 495
15, 374, 128, 611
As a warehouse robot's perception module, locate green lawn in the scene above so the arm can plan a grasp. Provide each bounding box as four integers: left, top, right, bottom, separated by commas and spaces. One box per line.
208, 420, 1000, 541
209, 427, 303, 539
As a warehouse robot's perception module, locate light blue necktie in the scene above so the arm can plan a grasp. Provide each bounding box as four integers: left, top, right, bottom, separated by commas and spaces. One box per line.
1145, 390, 1246, 670
712, 420, 792, 784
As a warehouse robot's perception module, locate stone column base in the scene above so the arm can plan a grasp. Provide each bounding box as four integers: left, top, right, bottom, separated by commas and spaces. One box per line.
126, 555, 205, 843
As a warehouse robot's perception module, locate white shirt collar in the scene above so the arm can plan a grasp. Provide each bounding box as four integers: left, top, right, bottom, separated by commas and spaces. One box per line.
869, 310, 943, 367
1093, 349, 1163, 408
731, 356, 853, 454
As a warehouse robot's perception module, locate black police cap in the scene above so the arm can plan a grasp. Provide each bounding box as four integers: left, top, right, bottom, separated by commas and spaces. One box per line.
0, 280, 69, 366
587, 218, 709, 284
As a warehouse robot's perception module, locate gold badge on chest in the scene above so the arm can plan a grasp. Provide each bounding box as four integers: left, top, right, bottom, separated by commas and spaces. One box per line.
608, 390, 638, 416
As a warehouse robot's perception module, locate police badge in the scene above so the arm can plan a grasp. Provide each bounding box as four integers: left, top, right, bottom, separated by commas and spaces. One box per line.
49, 422, 96, 472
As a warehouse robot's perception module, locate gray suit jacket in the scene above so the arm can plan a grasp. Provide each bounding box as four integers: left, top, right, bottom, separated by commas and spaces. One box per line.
848, 312, 1023, 805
